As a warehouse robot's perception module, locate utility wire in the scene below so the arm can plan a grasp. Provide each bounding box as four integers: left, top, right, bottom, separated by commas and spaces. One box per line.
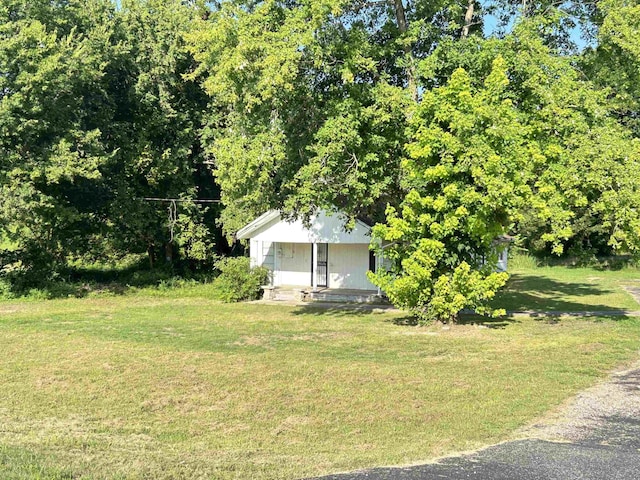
137, 197, 221, 244
140, 197, 221, 203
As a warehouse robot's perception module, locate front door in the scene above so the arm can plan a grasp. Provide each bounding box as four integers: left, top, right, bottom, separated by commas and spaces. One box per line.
314, 243, 328, 288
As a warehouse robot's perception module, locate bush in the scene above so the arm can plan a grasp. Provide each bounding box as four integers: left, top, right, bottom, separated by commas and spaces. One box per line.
212, 257, 269, 302
0, 277, 14, 300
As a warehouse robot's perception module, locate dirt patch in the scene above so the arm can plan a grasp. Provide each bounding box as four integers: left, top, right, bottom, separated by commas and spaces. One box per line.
0, 305, 25, 315
234, 332, 353, 347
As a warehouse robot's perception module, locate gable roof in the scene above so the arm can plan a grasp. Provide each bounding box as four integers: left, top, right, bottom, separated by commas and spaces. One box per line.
236, 209, 373, 244
236, 210, 281, 240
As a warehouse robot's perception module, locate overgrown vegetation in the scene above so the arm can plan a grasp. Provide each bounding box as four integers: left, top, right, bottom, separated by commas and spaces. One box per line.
2, 0, 640, 320
0, 254, 271, 302
0, 0, 220, 287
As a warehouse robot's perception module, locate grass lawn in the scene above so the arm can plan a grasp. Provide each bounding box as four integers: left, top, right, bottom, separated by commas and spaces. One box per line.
493, 256, 640, 312
1, 282, 640, 479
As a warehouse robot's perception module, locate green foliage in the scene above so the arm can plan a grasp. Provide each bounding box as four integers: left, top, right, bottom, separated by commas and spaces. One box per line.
0, 0, 218, 284
0, 277, 14, 300
0, 0, 114, 274
212, 257, 269, 303
372, 23, 640, 321
0, 254, 219, 300
370, 59, 517, 323
186, 0, 466, 233
2, 0, 639, 314
583, 0, 640, 137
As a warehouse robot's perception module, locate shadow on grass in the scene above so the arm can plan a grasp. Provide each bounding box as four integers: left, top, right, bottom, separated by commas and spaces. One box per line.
458, 314, 519, 329
286, 272, 638, 326
291, 305, 519, 329
291, 303, 400, 318
493, 274, 631, 313
390, 315, 420, 326
615, 370, 640, 392
2, 264, 215, 300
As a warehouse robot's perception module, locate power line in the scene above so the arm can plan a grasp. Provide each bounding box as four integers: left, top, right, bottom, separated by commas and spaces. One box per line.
140, 197, 221, 203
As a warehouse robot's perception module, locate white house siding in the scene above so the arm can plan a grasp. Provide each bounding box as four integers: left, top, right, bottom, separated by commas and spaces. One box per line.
328, 244, 376, 290
249, 240, 275, 271
241, 209, 379, 291
275, 243, 312, 286
497, 247, 508, 272
250, 240, 275, 286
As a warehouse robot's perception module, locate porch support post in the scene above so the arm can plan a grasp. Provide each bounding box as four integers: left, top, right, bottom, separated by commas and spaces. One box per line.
312, 242, 318, 292
375, 241, 382, 296
273, 242, 278, 286
376, 252, 381, 296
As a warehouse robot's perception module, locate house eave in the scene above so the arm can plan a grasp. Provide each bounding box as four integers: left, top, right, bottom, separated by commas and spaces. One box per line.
236, 210, 280, 240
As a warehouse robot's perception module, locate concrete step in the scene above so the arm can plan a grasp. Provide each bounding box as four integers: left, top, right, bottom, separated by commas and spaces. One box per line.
262, 286, 389, 304
307, 292, 387, 304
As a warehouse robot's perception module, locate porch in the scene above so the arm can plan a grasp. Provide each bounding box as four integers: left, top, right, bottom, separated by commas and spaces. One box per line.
262, 286, 388, 304
238, 209, 381, 293
256, 241, 379, 291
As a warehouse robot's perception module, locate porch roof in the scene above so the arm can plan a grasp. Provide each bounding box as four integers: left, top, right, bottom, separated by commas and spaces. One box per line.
236, 209, 373, 244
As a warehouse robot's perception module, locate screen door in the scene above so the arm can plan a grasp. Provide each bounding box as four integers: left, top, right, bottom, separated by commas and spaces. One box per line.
315, 243, 328, 287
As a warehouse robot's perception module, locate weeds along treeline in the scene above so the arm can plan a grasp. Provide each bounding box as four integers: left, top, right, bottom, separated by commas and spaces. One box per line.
1, 0, 639, 318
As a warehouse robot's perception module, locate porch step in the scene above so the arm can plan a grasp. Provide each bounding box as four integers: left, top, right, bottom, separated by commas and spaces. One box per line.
273, 291, 301, 301
261, 286, 389, 305
306, 291, 388, 304
262, 286, 305, 302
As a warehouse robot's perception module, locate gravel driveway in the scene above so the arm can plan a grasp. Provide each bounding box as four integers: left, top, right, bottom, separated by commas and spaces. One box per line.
312, 361, 640, 480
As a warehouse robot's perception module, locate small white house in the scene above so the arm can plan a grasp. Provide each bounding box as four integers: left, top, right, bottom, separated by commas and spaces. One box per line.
237, 209, 378, 291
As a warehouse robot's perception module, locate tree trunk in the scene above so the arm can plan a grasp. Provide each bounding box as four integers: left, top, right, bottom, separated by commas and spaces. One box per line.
461, 0, 475, 38
391, 0, 418, 102
148, 244, 155, 269
165, 242, 174, 264
393, 0, 408, 32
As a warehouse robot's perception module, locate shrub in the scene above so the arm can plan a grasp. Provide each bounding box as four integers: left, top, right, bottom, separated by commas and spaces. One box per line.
0, 277, 14, 300
212, 257, 269, 302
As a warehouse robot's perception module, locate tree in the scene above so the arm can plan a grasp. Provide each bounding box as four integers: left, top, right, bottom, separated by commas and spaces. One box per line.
371, 26, 640, 322
187, 0, 480, 235
0, 0, 219, 285
583, 0, 640, 137
369, 59, 522, 323
0, 0, 115, 275
100, 0, 217, 267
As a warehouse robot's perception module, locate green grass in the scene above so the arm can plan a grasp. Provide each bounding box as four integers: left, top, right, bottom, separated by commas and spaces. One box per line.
493, 256, 640, 312
1, 288, 640, 479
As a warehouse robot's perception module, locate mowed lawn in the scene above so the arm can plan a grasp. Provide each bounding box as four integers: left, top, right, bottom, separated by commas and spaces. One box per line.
494, 258, 640, 312
1, 271, 640, 479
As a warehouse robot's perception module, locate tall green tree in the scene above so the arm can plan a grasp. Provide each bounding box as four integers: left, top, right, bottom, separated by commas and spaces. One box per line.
0, 0, 116, 273
101, 0, 217, 267
370, 58, 522, 323
371, 26, 640, 322
187, 0, 480, 235
0, 0, 217, 283
583, 0, 640, 137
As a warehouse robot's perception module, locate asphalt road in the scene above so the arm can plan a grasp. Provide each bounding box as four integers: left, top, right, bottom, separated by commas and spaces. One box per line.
312, 366, 640, 480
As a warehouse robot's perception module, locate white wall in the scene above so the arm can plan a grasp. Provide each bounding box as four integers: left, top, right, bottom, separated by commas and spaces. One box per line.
275, 243, 312, 287
497, 246, 508, 272
250, 240, 275, 284
251, 240, 376, 290
328, 244, 376, 290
